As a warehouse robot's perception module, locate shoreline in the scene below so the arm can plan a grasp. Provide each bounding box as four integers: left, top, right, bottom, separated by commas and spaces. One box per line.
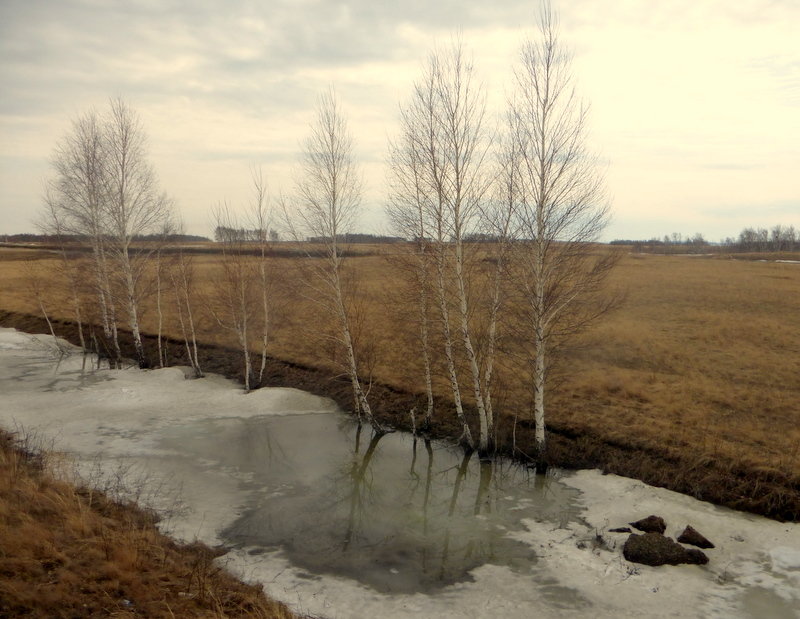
1, 308, 797, 522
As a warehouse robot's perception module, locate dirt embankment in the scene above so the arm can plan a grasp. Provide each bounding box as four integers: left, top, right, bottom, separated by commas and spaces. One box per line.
1, 309, 798, 523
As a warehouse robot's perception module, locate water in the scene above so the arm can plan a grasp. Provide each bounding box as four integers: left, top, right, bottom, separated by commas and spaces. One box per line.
158, 413, 583, 594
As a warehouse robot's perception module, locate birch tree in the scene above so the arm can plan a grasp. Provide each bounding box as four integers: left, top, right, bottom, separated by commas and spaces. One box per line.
207, 170, 274, 390
387, 125, 436, 427
38, 192, 87, 350
508, 7, 617, 452
101, 97, 173, 368
390, 43, 494, 451
45, 109, 121, 362
248, 168, 273, 384
169, 247, 203, 378
208, 204, 259, 391
292, 89, 383, 432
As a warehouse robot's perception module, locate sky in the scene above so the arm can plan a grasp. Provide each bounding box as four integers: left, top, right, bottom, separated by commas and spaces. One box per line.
0, 0, 797, 241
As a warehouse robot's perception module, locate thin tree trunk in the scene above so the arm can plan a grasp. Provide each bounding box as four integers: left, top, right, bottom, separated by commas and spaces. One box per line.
94, 242, 122, 366
121, 245, 146, 368
417, 273, 435, 424
454, 238, 489, 452
155, 251, 164, 368
172, 274, 193, 368
333, 262, 381, 431
482, 243, 508, 446
182, 270, 203, 377
61, 252, 86, 351
239, 278, 251, 392
533, 330, 546, 451
434, 245, 473, 447
258, 257, 269, 384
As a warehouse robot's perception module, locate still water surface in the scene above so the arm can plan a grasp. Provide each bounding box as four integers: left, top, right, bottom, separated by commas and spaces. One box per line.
158, 413, 583, 594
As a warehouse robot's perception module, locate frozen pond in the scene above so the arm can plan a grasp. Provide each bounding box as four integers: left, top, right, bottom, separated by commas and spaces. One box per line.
0, 328, 798, 618
168, 413, 581, 594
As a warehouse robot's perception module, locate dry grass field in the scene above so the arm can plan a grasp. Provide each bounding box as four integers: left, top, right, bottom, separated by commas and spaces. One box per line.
1, 244, 799, 519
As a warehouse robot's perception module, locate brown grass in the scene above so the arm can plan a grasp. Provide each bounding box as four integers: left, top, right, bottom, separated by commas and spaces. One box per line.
0, 428, 300, 618
0, 245, 799, 520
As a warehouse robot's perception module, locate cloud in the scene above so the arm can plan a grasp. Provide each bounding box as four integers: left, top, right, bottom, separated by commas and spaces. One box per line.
0, 0, 797, 238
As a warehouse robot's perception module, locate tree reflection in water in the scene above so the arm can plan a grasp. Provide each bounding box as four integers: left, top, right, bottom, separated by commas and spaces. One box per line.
216, 413, 580, 593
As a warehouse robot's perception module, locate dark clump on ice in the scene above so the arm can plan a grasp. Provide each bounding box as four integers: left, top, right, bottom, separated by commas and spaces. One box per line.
623, 533, 709, 566
677, 525, 715, 549
629, 515, 667, 534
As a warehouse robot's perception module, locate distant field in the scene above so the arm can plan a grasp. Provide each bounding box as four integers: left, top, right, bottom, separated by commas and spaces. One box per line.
1, 244, 799, 517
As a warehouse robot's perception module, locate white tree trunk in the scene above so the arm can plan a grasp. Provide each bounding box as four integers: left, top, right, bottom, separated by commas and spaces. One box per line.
533, 330, 546, 450
121, 245, 145, 367
417, 274, 435, 423
454, 238, 490, 452
258, 258, 269, 384
434, 247, 473, 447
155, 252, 164, 368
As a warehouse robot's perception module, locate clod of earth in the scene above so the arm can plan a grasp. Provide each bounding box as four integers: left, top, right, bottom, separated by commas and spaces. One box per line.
677, 525, 715, 549
629, 515, 667, 534
622, 533, 709, 567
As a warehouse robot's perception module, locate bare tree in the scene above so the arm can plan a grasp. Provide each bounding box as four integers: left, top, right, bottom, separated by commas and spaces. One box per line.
207, 204, 258, 390
290, 88, 384, 432
45, 109, 121, 362
101, 97, 173, 368
387, 120, 436, 426
507, 6, 617, 452
205, 169, 275, 390
167, 235, 203, 378
390, 43, 494, 451
37, 193, 86, 350
248, 168, 273, 384
478, 124, 521, 438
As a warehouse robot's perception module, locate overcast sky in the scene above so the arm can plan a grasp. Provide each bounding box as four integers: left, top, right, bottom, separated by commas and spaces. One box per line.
1, 0, 797, 241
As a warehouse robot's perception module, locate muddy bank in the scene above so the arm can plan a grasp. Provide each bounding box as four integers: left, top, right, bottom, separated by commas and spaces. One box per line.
1, 309, 797, 522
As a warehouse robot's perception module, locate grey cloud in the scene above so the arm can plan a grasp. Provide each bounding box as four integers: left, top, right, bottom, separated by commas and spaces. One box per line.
1, 0, 540, 132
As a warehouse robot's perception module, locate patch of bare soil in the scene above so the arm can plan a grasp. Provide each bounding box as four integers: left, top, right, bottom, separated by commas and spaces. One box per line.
1, 309, 797, 522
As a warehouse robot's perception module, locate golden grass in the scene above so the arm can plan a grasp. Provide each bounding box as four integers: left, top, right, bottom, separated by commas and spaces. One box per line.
1, 245, 798, 490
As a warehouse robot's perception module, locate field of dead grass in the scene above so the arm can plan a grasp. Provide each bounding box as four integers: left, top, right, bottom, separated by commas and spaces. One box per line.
1, 245, 798, 517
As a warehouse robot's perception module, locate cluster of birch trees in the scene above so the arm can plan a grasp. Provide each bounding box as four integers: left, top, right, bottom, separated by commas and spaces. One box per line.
37, 9, 615, 454
383, 12, 615, 453
41, 97, 173, 368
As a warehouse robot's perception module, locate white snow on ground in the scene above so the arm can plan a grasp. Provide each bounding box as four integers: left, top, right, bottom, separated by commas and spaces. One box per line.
0, 328, 798, 619
521, 472, 800, 618
0, 328, 338, 543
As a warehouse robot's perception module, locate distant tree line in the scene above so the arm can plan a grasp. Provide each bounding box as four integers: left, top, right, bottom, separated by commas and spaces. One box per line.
723, 225, 798, 253
610, 233, 709, 254
305, 233, 404, 244
1, 233, 210, 243
213, 226, 280, 243
612, 224, 798, 254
